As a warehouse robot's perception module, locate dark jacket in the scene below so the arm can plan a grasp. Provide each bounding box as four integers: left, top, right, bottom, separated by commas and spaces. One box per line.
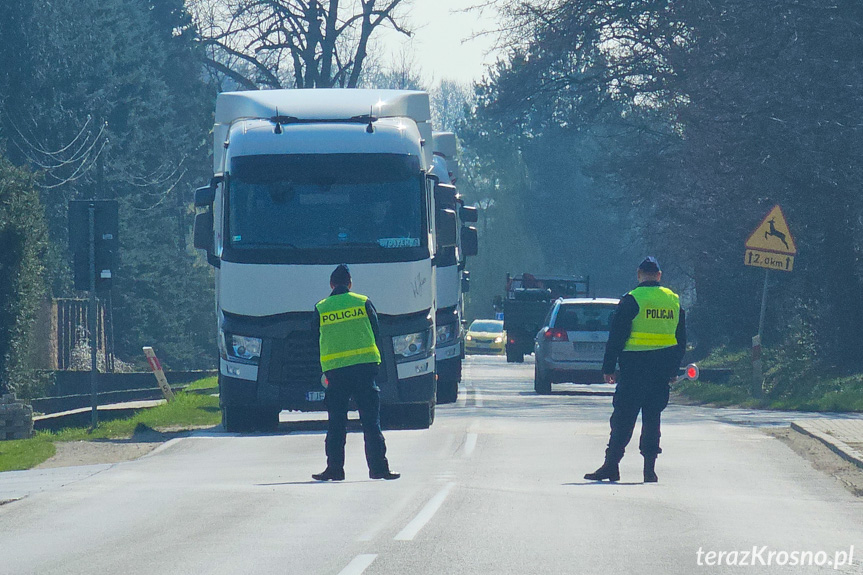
602, 281, 686, 382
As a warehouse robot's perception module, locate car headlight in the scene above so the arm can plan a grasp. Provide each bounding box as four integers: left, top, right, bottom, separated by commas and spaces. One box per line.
392, 328, 433, 362
494, 336, 503, 344
465, 334, 472, 341
228, 334, 262, 364
437, 323, 457, 345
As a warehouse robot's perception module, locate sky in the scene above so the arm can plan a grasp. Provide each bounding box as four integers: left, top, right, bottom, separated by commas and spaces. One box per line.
374, 0, 502, 87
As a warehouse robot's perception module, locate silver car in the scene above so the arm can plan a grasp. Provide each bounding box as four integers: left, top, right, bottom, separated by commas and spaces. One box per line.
533, 298, 620, 394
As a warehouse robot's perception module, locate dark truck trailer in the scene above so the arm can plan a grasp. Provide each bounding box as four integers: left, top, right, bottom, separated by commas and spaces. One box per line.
500, 273, 590, 363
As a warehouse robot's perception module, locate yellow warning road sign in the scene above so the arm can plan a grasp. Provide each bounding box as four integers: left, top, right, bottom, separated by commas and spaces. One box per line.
745, 205, 796, 255
745, 249, 794, 272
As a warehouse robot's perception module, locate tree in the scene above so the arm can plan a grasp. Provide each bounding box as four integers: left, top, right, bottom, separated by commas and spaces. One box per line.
191, 0, 414, 89
0, 0, 217, 369
0, 157, 48, 395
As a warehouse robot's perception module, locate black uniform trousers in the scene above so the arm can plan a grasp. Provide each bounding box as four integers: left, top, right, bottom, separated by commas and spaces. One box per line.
606, 357, 672, 462
324, 362, 389, 474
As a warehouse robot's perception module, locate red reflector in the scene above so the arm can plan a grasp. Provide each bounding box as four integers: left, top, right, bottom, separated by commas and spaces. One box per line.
686, 365, 698, 379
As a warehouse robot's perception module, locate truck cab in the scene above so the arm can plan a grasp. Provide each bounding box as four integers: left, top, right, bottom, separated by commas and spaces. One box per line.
428, 132, 478, 403
194, 90, 457, 431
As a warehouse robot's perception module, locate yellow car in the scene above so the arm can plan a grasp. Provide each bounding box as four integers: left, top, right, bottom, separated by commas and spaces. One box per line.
464, 319, 506, 355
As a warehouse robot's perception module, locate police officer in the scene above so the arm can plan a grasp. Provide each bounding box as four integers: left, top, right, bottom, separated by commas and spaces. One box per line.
312, 264, 400, 481
585, 257, 686, 483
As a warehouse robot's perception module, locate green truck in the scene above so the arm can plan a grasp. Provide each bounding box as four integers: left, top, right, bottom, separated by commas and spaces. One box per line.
498, 273, 590, 363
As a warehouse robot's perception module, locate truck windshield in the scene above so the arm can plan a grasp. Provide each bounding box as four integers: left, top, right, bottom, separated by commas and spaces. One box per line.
228, 154, 425, 252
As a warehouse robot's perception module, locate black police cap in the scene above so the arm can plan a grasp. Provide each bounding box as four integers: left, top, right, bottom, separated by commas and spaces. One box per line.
638, 256, 661, 273
330, 264, 351, 286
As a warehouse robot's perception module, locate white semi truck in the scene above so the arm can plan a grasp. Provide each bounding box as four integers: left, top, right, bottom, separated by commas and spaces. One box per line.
194, 89, 459, 431
430, 132, 478, 403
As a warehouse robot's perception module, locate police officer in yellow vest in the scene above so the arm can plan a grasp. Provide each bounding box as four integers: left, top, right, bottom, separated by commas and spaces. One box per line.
585, 257, 686, 483
312, 264, 400, 481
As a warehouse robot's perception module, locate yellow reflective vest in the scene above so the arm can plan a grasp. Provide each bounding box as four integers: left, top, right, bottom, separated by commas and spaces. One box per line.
316, 292, 382, 372
623, 286, 680, 352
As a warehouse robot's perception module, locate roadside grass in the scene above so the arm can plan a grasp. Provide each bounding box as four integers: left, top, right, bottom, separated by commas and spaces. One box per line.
182, 376, 217, 392
0, 385, 221, 472
0, 438, 56, 473
679, 347, 863, 412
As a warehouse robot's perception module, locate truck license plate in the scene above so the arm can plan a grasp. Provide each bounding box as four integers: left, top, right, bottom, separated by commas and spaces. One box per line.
306, 391, 326, 402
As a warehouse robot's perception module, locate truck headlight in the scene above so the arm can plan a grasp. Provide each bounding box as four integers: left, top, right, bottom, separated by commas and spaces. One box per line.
494, 336, 503, 344
436, 324, 457, 345
392, 328, 432, 362
228, 334, 262, 364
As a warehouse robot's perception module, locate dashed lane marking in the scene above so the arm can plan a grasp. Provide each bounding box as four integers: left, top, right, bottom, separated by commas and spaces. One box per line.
464, 433, 478, 458
394, 482, 456, 541
337, 554, 377, 575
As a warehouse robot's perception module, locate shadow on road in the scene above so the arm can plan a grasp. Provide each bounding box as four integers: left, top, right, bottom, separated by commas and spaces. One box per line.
563, 482, 646, 486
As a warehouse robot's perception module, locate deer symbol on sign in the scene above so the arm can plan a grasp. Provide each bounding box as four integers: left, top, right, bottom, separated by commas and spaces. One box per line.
765, 218, 790, 250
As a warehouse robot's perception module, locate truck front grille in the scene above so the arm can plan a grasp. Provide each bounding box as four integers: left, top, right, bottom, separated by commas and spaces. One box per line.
269, 330, 322, 388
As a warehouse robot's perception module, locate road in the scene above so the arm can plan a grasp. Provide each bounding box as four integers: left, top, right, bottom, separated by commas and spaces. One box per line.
1, 356, 862, 574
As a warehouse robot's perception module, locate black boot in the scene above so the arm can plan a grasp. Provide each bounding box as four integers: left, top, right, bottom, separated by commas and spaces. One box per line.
643, 455, 658, 483
584, 461, 620, 482
369, 468, 400, 480
312, 468, 345, 481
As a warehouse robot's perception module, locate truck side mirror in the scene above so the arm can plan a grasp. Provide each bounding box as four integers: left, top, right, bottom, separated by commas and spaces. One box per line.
460, 205, 478, 223
195, 185, 215, 207
434, 183, 457, 210
194, 211, 214, 252
436, 208, 458, 249
461, 226, 478, 257
462, 270, 471, 293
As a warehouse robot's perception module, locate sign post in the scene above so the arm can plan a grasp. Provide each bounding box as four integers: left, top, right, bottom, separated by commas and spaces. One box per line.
744, 205, 796, 397
69, 199, 119, 429
143, 347, 175, 401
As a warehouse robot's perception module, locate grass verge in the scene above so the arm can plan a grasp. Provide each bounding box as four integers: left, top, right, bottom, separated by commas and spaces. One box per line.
0, 386, 221, 473
678, 346, 863, 412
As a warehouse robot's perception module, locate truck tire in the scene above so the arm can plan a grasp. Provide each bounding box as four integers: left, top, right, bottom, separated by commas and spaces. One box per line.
405, 402, 435, 429
222, 405, 279, 433
436, 378, 458, 404
506, 345, 524, 363
436, 360, 461, 404
534, 364, 552, 394
381, 402, 434, 430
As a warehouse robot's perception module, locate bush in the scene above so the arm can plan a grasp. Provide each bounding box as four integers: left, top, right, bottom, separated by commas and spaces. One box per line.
0, 157, 48, 395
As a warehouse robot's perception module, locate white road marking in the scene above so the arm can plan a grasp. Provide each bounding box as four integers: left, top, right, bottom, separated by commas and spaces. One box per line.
337, 554, 377, 575
394, 482, 456, 541
473, 386, 484, 408
464, 433, 478, 458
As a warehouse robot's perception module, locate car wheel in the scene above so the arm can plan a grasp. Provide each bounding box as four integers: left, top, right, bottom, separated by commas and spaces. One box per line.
534, 364, 552, 394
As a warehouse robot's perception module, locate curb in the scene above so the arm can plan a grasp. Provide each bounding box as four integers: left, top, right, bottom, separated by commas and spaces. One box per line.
790, 422, 863, 470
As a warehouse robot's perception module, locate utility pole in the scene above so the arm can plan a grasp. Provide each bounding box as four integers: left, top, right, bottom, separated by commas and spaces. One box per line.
88, 203, 99, 429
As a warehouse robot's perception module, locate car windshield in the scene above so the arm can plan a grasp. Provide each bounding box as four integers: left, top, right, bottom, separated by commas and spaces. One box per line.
228, 154, 425, 250
553, 304, 617, 332
470, 320, 504, 333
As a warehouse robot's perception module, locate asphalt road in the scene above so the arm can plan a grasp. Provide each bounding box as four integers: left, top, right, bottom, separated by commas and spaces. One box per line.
2, 356, 863, 575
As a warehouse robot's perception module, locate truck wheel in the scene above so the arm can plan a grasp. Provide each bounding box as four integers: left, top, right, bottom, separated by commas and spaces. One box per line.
222, 406, 279, 433
534, 364, 552, 394
405, 402, 435, 429
436, 360, 461, 404
436, 378, 458, 404
222, 405, 254, 432
506, 346, 524, 363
